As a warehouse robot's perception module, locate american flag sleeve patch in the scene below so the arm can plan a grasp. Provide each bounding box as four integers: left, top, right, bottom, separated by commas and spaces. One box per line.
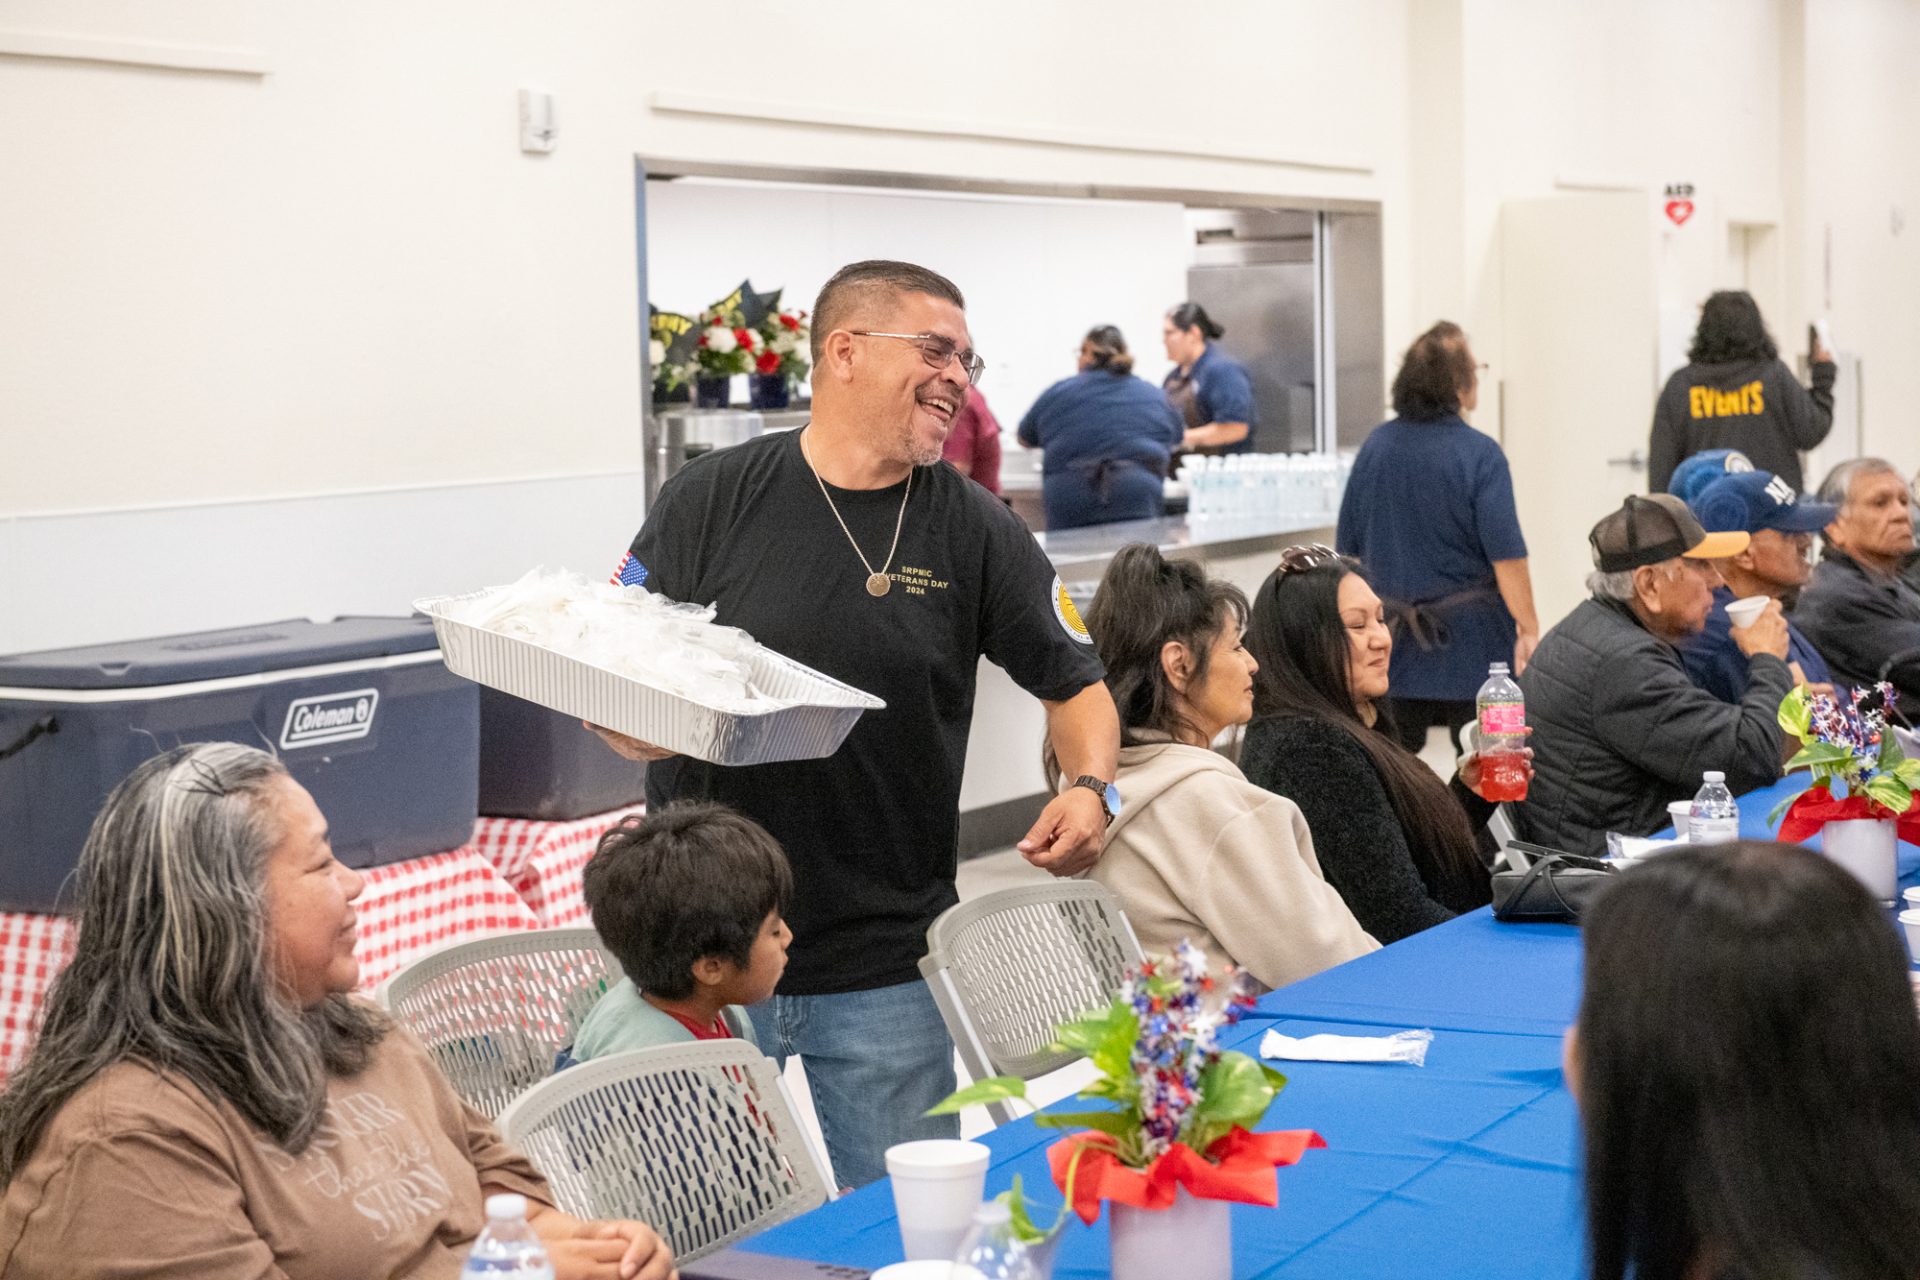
611, 552, 649, 588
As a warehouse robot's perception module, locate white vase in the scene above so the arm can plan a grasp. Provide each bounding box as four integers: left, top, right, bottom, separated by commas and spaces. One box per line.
1108, 1187, 1231, 1280
1822, 818, 1898, 905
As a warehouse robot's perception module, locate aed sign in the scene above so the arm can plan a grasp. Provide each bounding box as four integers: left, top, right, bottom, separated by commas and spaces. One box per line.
1663, 183, 1696, 228
280, 688, 380, 749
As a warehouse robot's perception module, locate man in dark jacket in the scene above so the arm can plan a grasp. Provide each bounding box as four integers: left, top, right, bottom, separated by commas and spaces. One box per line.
1792, 458, 1920, 703
1518, 495, 1793, 855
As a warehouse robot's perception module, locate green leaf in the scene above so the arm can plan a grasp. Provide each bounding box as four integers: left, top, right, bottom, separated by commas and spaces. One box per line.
1183, 1052, 1279, 1155
1865, 775, 1914, 815
1769, 786, 1813, 829
1258, 1062, 1290, 1093
1894, 758, 1920, 788
999, 1177, 1046, 1244
925, 1076, 1029, 1116
1881, 731, 1908, 771
1778, 685, 1812, 738
1053, 1003, 1139, 1083
1032, 1108, 1138, 1139
1787, 741, 1857, 772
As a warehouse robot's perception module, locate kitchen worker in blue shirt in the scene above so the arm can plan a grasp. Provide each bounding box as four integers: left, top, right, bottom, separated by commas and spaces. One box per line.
1161, 302, 1257, 455
1336, 322, 1539, 755
1018, 324, 1183, 530
589, 259, 1121, 1190
1681, 469, 1836, 701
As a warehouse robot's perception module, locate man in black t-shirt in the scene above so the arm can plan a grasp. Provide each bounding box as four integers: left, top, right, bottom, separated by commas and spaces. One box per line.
593, 260, 1120, 1187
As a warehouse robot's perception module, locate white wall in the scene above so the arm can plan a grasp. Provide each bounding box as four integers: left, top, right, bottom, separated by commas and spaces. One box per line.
8, 0, 1913, 658
645, 180, 1189, 430
2, 0, 1412, 652
1799, 0, 1920, 473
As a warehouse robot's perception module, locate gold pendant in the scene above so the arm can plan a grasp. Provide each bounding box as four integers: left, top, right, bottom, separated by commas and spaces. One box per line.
866, 572, 892, 597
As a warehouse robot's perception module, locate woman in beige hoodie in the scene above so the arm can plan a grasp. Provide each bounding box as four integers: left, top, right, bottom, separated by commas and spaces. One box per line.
1076, 544, 1379, 991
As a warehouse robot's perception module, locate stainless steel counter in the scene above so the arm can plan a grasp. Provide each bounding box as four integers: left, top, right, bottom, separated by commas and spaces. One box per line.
1037, 510, 1338, 577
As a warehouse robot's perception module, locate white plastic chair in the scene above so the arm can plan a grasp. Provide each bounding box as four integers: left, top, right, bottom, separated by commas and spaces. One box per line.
497, 1040, 831, 1264
919, 881, 1144, 1127
380, 927, 620, 1118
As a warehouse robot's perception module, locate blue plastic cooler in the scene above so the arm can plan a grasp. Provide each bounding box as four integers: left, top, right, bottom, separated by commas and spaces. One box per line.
0, 617, 478, 913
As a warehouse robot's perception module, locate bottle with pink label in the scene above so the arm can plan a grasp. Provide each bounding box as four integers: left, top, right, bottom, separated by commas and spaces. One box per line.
1475, 662, 1529, 803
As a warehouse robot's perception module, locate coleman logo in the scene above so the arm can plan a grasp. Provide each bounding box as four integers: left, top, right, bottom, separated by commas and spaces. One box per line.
280, 689, 379, 749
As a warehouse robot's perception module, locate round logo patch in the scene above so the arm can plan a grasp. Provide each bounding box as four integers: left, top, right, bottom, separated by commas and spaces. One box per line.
1052, 577, 1092, 645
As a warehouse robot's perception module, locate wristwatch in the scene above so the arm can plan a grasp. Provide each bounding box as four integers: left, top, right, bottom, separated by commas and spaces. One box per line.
1069, 775, 1122, 827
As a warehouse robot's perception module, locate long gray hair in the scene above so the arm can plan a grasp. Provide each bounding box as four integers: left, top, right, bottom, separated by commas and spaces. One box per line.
0, 744, 385, 1184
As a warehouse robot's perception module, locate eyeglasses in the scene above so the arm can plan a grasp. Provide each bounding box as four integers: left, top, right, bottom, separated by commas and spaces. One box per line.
1277, 543, 1340, 575
849, 331, 986, 385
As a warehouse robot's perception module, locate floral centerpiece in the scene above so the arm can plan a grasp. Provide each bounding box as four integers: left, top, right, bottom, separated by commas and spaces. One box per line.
748, 308, 810, 408
1773, 683, 1920, 832
1774, 683, 1920, 899
930, 943, 1322, 1280
681, 305, 760, 407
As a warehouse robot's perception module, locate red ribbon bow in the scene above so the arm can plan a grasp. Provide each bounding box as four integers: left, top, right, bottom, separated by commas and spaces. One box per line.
1777, 784, 1920, 845
1046, 1127, 1325, 1225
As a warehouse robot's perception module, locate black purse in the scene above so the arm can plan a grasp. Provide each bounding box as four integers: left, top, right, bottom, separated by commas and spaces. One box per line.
1491, 846, 1619, 923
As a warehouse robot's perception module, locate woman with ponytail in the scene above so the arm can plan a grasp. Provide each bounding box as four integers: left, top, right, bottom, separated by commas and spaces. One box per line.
1017, 325, 1183, 530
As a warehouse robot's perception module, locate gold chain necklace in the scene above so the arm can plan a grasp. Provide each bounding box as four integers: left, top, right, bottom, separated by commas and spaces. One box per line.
800, 428, 912, 598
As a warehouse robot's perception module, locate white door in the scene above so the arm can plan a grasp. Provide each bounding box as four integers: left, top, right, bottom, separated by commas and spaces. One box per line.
1499, 194, 1658, 628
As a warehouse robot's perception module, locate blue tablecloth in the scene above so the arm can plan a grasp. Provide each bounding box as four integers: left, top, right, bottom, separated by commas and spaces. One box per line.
741, 776, 1918, 1278
748, 1010, 1581, 1279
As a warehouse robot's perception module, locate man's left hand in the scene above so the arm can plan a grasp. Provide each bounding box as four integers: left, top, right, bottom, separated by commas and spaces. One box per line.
1018, 786, 1107, 876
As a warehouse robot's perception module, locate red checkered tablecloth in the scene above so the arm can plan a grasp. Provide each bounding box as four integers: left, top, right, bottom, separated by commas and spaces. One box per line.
0, 809, 638, 1081
0, 914, 76, 1080
470, 806, 644, 928
349, 848, 539, 991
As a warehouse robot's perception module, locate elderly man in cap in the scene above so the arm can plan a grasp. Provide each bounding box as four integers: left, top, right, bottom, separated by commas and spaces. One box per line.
1678, 470, 1836, 702
1516, 495, 1793, 855
1793, 457, 1920, 703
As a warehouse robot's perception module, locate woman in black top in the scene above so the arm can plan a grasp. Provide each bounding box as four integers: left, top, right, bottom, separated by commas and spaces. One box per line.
1647, 290, 1835, 493
1240, 546, 1510, 942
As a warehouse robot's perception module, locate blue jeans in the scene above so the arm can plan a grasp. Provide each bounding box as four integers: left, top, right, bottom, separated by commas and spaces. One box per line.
746, 978, 958, 1189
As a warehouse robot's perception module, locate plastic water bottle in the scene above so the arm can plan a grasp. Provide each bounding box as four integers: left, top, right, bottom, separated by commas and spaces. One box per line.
1689, 771, 1739, 845
462, 1194, 555, 1279
1474, 663, 1529, 802
952, 1201, 1043, 1280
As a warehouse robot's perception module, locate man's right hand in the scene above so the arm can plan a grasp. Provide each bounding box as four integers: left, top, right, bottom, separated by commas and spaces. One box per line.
1731, 601, 1790, 662
584, 722, 678, 763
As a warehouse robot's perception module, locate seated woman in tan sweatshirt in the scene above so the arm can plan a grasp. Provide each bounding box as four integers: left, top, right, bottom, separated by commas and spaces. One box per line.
1076, 544, 1379, 991
0, 743, 674, 1280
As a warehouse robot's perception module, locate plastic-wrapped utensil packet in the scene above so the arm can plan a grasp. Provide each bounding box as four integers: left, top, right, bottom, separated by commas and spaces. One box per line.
1259, 1027, 1433, 1066
440, 568, 787, 715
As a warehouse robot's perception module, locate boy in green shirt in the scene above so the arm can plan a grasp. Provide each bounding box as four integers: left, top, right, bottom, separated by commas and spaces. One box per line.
567, 802, 791, 1060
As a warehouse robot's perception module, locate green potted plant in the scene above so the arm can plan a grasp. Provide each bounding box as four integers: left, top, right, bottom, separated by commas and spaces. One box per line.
929, 943, 1322, 1280
1774, 682, 1920, 902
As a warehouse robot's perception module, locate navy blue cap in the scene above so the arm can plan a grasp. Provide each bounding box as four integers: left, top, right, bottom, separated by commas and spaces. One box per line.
1667, 448, 1753, 505
1691, 470, 1838, 535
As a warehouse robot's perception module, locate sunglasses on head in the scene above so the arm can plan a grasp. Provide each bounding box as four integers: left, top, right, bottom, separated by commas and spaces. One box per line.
1276, 543, 1340, 576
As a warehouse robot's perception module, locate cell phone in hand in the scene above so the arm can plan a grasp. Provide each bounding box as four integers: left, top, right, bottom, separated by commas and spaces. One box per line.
1809, 319, 1834, 360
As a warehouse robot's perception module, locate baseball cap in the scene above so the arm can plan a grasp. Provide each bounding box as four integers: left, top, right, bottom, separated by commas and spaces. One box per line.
1667, 448, 1754, 505
1590, 493, 1750, 572
1690, 470, 1838, 535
